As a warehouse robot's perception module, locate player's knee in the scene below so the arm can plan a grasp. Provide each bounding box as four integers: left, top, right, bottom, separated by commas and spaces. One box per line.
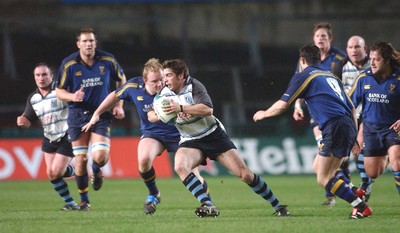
239, 169, 254, 183
47, 169, 63, 180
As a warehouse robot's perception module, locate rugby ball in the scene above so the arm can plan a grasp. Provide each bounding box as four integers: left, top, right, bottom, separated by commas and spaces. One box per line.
153, 95, 177, 123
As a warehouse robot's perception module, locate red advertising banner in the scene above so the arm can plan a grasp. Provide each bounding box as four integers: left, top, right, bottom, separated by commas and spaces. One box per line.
0, 137, 174, 180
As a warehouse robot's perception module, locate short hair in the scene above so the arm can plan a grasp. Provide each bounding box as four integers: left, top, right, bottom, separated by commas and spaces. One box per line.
142, 58, 162, 81
34, 62, 53, 76
313, 22, 333, 39
162, 59, 189, 79
370, 41, 400, 68
299, 45, 321, 65
76, 27, 97, 41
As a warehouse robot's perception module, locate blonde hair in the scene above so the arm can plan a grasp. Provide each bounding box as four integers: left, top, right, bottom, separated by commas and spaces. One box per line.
143, 58, 163, 81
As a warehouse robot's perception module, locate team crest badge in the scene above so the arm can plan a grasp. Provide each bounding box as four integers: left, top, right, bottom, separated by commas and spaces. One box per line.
51, 99, 58, 108
99, 66, 105, 75
389, 84, 395, 94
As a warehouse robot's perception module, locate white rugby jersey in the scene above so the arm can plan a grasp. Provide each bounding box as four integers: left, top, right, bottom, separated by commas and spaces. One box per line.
24, 88, 68, 142
342, 59, 370, 93
158, 77, 220, 143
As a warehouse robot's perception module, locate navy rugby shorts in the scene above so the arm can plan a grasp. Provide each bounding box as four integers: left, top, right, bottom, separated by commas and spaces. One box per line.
363, 122, 400, 157
141, 132, 180, 153
67, 108, 112, 141
319, 116, 357, 158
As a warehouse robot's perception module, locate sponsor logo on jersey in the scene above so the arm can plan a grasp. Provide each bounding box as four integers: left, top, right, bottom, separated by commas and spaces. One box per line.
137, 96, 143, 101
75, 71, 82, 76
364, 84, 370, 89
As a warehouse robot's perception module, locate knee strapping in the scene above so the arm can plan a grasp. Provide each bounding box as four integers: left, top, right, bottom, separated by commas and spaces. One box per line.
73, 146, 88, 156
91, 142, 110, 153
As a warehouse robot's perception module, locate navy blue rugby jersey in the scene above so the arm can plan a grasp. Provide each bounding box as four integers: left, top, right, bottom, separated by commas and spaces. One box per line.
296, 46, 346, 73
57, 49, 125, 112
349, 68, 400, 126
115, 77, 178, 136
281, 64, 354, 129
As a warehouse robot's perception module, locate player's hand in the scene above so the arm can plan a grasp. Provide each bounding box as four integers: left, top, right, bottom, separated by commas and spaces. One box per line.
16, 113, 31, 128
81, 115, 100, 132
293, 109, 304, 121
253, 110, 266, 122
389, 119, 400, 132
351, 141, 361, 159
112, 105, 125, 119
73, 86, 85, 102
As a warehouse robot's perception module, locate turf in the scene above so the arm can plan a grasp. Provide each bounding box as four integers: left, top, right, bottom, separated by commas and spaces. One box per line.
0, 174, 398, 233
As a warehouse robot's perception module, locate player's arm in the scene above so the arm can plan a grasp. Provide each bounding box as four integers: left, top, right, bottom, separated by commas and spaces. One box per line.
112, 74, 127, 119
82, 92, 119, 132
147, 110, 160, 123
253, 100, 289, 122
56, 87, 84, 103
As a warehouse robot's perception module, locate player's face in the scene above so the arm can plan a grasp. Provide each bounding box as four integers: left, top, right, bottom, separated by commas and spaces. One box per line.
145, 70, 163, 95
34, 66, 52, 90
163, 68, 182, 93
313, 28, 331, 51
370, 50, 389, 76
77, 33, 97, 58
347, 38, 366, 65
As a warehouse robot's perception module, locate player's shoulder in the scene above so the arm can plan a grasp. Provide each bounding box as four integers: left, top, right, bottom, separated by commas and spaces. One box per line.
331, 46, 346, 60
61, 52, 79, 68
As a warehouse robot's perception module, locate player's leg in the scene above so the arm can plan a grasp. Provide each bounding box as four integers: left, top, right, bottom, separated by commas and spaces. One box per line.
138, 137, 164, 214
217, 149, 289, 216
388, 145, 400, 194
174, 147, 217, 217
89, 133, 110, 191
49, 152, 79, 210
192, 167, 211, 199
71, 132, 91, 211
314, 155, 371, 218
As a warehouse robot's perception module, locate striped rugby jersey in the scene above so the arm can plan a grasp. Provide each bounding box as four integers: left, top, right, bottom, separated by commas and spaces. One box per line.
24, 88, 68, 142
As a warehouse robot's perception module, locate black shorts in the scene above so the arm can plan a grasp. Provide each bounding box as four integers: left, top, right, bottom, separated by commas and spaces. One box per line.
179, 126, 237, 164
42, 134, 74, 157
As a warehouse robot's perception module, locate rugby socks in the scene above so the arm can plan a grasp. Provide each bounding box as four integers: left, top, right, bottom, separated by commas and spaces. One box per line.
356, 153, 372, 190
392, 170, 400, 194
50, 177, 76, 206
92, 162, 101, 174
248, 174, 282, 210
140, 167, 159, 195
340, 158, 351, 180
202, 179, 211, 199
325, 176, 365, 209
183, 172, 213, 206
63, 165, 75, 178
75, 174, 90, 204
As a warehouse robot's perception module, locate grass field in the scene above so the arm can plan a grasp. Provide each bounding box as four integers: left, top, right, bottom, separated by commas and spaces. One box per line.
0, 174, 398, 233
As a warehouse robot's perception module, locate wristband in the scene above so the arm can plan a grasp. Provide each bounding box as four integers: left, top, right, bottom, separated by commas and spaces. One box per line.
180, 105, 184, 112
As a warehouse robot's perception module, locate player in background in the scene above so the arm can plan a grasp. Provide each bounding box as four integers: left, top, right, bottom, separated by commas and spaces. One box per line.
56, 27, 126, 211
292, 22, 348, 206
254, 45, 371, 219
17, 63, 78, 210
332, 35, 373, 201
148, 59, 290, 218
349, 41, 400, 197
81, 58, 210, 215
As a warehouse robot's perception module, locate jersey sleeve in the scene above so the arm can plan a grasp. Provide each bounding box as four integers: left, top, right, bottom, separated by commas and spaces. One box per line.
192, 79, 213, 108
23, 93, 38, 122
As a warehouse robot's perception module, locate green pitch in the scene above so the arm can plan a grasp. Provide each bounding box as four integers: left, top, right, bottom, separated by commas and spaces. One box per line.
0, 174, 398, 233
